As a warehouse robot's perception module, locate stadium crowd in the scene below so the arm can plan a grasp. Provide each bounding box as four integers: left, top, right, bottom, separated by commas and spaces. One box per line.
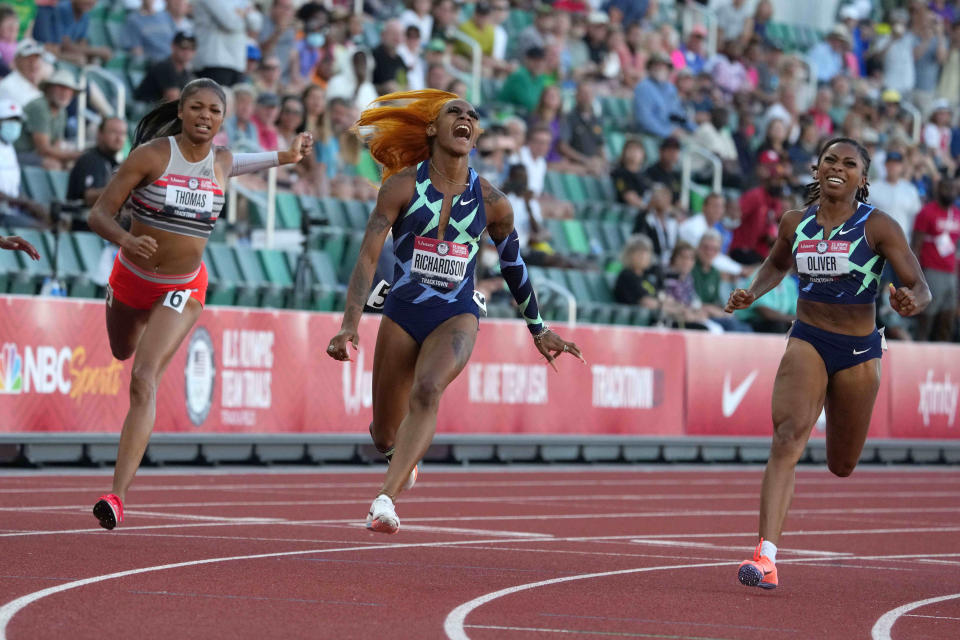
0, 0, 958, 341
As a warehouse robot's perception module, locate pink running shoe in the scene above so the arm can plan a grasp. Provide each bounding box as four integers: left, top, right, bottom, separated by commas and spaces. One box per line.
93, 493, 124, 530
738, 539, 778, 589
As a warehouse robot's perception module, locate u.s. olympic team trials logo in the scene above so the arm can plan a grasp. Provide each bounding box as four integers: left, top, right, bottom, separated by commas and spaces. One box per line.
0, 343, 23, 394
188, 177, 199, 190
184, 327, 215, 425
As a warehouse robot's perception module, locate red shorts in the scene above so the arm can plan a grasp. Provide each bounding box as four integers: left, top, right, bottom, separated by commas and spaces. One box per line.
107, 251, 208, 310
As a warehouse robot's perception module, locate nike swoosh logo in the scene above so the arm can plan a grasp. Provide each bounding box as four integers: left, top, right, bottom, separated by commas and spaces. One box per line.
461, 198, 475, 205
837, 228, 858, 235
722, 370, 759, 418
852, 348, 871, 355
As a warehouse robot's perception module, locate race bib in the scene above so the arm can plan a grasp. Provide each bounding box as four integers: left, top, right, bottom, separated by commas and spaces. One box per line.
163, 288, 197, 313
164, 174, 217, 220
366, 280, 391, 310
411, 236, 470, 290
796, 239, 850, 282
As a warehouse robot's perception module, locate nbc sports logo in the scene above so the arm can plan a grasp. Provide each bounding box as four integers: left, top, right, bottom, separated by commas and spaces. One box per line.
0, 343, 23, 393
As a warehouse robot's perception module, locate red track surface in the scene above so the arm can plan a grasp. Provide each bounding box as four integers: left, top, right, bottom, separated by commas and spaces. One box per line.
1, 467, 959, 639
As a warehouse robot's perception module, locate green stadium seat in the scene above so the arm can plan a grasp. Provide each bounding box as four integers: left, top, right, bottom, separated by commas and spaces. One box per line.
600, 222, 625, 254
342, 199, 370, 230
10, 228, 52, 292
317, 228, 346, 268
606, 132, 626, 160
48, 170, 69, 203
561, 219, 591, 255
275, 191, 302, 230
71, 232, 106, 281
580, 175, 603, 202
206, 243, 256, 306
562, 268, 592, 301
584, 271, 615, 303
233, 245, 285, 308
543, 219, 570, 254
307, 250, 343, 311
560, 173, 587, 203
21, 166, 55, 205
542, 172, 565, 199
337, 232, 364, 282
317, 197, 349, 228
595, 176, 617, 202
202, 248, 234, 306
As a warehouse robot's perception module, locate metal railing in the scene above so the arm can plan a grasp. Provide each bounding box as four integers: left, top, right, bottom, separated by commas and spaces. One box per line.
532, 277, 577, 329
77, 66, 127, 151
450, 30, 482, 104
264, 167, 278, 249
679, 143, 722, 210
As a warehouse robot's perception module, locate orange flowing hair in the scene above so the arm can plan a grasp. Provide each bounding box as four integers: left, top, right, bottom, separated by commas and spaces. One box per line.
352, 89, 460, 182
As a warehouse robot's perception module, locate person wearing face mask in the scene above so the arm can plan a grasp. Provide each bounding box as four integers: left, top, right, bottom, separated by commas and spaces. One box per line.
633, 54, 694, 139
0, 99, 50, 228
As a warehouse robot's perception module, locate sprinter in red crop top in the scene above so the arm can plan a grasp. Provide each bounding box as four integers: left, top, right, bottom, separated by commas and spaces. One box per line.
86, 79, 312, 530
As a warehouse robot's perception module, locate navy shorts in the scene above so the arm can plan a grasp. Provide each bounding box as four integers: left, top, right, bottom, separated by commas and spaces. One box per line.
383, 295, 479, 345
788, 320, 885, 377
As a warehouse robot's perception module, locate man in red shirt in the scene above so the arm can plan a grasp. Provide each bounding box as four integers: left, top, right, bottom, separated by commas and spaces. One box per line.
912, 178, 959, 341
729, 149, 786, 264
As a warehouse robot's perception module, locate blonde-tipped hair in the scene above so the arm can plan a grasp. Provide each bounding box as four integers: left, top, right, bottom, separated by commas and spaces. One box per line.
352, 89, 460, 182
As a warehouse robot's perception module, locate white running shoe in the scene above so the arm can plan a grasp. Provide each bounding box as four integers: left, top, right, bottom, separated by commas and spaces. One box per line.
366, 494, 399, 534
402, 461, 421, 491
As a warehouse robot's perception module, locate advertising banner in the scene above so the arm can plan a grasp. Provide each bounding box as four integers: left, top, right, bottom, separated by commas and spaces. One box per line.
886, 341, 960, 439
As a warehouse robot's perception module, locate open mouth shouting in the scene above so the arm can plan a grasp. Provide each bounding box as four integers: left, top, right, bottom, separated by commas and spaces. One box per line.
453, 122, 472, 140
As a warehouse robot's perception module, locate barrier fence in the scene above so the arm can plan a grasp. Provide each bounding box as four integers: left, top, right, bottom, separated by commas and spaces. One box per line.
0, 296, 957, 441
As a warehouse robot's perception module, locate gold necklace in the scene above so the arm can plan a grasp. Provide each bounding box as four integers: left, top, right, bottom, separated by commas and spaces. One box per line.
430, 160, 469, 187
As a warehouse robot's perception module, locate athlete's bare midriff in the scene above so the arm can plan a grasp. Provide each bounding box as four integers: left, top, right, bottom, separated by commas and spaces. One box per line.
123, 219, 207, 275
796, 299, 877, 336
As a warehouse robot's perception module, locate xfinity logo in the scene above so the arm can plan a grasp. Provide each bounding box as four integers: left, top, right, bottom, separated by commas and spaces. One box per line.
342, 347, 372, 415
918, 370, 958, 427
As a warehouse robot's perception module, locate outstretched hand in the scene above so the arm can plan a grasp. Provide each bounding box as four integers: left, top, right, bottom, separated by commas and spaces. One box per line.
888, 283, 919, 317
534, 328, 585, 372
326, 328, 359, 361
0, 235, 40, 260
724, 288, 756, 314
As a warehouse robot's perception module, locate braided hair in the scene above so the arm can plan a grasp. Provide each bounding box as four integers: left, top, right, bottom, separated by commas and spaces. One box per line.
803, 137, 871, 207
133, 78, 227, 148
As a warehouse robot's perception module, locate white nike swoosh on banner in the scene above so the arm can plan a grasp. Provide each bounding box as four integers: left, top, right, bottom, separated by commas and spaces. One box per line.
722, 370, 759, 418
853, 348, 871, 355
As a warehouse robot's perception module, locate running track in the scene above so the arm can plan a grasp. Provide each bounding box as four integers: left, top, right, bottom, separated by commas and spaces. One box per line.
0, 467, 958, 639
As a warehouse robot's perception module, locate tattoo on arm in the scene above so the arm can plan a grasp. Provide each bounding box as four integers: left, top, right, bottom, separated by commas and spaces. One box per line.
483, 184, 514, 242
343, 261, 372, 324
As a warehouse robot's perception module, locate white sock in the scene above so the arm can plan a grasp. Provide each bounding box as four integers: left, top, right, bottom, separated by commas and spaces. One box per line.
760, 540, 778, 564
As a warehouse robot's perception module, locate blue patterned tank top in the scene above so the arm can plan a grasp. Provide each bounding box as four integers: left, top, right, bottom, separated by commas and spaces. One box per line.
388, 160, 487, 306
792, 202, 885, 304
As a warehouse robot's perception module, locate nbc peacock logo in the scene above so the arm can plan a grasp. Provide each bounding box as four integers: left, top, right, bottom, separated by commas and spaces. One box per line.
0, 342, 23, 394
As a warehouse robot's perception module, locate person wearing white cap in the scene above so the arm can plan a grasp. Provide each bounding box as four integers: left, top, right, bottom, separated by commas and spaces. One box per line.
923, 98, 956, 174
0, 99, 50, 229
14, 68, 83, 169
0, 39, 46, 109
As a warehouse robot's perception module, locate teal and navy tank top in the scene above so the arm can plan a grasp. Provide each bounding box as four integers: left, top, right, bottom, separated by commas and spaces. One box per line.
792, 202, 885, 304
388, 160, 487, 306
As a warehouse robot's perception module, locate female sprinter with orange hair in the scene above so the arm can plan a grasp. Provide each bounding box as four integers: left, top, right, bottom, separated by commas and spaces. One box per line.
326, 90, 585, 534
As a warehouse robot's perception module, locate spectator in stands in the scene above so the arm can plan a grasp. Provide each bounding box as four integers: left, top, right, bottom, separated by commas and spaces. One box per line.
611, 138, 650, 208
633, 182, 680, 265
400, 0, 433, 42
15, 69, 82, 170
787, 115, 821, 185
193, 0, 251, 87
912, 177, 960, 342
497, 46, 550, 114
251, 91, 280, 151
516, 4, 553, 58
327, 49, 378, 112
808, 87, 835, 138
473, 125, 507, 185
643, 137, 683, 204
924, 99, 956, 174
756, 118, 790, 166
220, 84, 262, 153
276, 95, 305, 151
936, 20, 960, 106
633, 54, 694, 140
559, 83, 608, 176
0, 4, 19, 73
425, 61, 451, 92
692, 230, 746, 327
678, 193, 746, 278
510, 122, 551, 197
259, 0, 298, 84
502, 116, 527, 157
502, 163, 566, 267
870, 9, 915, 96
807, 24, 852, 84
912, 8, 948, 115
253, 56, 283, 96
691, 106, 742, 188
663, 241, 719, 331
675, 25, 708, 75
871, 150, 922, 239
66, 116, 124, 212
166, 0, 192, 33
743, 0, 774, 47
32, 0, 112, 65
371, 19, 408, 95
729, 149, 785, 264
134, 31, 197, 105
614, 234, 663, 310
734, 270, 799, 333
398, 25, 425, 88
455, 2, 512, 77
0, 39, 44, 109
707, 39, 750, 98
431, 0, 460, 42
716, 0, 752, 44
295, 2, 331, 82
0, 99, 49, 228
122, 0, 177, 63
527, 85, 565, 165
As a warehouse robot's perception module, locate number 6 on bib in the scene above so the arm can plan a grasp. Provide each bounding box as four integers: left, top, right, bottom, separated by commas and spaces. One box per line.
163, 288, 196, 313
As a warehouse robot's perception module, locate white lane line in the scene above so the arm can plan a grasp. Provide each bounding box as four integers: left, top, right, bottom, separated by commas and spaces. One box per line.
464, 624, 724, 638
443, 561, 735, 640
629, 540, 849, 557
0, 536, 552, 640
397, 525, 553, 539
872, 593, 960, 640
124, 510, 285, 524
903, 614, 960, 621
